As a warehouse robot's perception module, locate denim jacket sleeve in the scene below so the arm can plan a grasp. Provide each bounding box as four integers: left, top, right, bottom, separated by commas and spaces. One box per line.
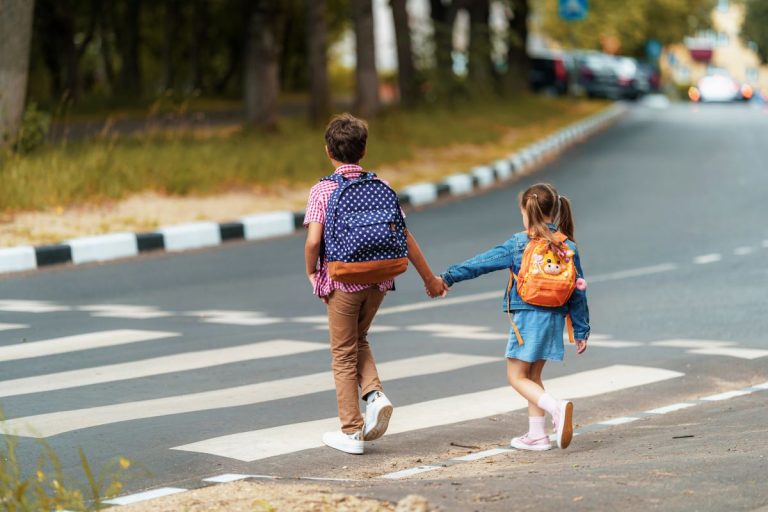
441, 239, 516, 286
567, 242, 590, 340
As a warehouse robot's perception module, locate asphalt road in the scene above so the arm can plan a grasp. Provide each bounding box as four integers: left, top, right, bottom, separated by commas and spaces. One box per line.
2, 100, 767, 510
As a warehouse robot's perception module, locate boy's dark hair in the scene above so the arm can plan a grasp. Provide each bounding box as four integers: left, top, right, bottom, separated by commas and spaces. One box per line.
325, 113, 368, 164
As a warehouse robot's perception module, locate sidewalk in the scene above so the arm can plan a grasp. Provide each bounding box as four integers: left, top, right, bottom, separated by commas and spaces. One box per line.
112, 387, 767, 512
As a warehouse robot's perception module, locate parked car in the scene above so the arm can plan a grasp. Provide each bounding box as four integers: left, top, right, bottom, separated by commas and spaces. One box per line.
528, 51, 571, 96
570, 51, 622, 99
689, 70, 742, 102
611, 56, 651, 100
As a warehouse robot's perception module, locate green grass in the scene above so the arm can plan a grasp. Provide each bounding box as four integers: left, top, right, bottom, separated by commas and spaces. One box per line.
0, 95, 608, 213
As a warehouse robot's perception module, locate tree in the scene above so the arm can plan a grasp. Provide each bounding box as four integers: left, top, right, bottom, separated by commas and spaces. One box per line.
0, 0, 35, 146
352, 0, 380, 118
112, 0, 143, 96
505, 0, 530, 90
539, 0, 715, 56
307, 0, 331, 125
467, 0, 494, 93
742, 0, 768, 63
244, 0, 281, 129
390, 0, 419, 105
429, 0, 458, 86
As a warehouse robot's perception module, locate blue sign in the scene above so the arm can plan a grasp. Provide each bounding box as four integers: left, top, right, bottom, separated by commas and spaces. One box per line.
559, 0, 588, 21
646, 39, 662, 60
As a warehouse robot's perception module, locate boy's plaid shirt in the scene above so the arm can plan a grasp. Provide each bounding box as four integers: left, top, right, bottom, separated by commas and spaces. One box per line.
304, 164, 396, 298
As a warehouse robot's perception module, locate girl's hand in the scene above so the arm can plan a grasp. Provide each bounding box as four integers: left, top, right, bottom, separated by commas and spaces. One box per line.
575, 339, 588, 354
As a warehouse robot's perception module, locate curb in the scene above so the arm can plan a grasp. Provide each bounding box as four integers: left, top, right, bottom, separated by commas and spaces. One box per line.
0, 104, 626, 276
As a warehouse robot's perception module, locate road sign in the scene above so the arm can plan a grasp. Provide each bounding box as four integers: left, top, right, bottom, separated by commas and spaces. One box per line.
559, 0, 588, 21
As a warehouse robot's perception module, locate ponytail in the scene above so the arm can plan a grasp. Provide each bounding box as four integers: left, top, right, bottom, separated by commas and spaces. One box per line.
520, 183, 576, 250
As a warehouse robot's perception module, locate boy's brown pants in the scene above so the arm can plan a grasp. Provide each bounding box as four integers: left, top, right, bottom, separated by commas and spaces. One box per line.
327, 288, 385, 433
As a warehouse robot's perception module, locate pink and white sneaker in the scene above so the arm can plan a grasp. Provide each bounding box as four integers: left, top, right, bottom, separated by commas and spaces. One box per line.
554, 400, 574, 449
511, 433, 552, 451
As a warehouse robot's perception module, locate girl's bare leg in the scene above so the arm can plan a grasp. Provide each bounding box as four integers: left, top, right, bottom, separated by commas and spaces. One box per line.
507, 358, 546, 410
527, 359, 547, 417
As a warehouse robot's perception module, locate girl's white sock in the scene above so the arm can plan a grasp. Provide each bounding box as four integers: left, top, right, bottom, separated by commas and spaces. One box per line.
537, 393, 559, 417
529, 416, 547, 438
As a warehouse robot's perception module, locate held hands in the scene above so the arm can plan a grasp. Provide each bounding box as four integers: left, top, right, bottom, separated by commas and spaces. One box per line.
425, 275, 449, 299
575, 339, 588, 354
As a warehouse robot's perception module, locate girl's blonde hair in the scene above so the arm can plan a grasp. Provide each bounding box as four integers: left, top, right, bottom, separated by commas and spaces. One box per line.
519, 183, 575, 249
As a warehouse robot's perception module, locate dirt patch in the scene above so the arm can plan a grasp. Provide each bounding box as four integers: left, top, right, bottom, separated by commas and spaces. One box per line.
111, 481, 428, 512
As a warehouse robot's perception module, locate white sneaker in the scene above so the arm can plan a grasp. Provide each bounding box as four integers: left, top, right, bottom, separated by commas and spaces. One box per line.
363, 391, 393, 441
322, 430, 364, 454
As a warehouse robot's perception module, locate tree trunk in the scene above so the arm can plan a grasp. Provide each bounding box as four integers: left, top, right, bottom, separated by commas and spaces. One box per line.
162, 0, 180, 92
0, 0, 35, 145
429, 0, 458, 98
505, 0, 529, 91
244, 1, 280, 130
115, 0, 142, 96
306, 0, 330, 125
390, 0, 418, 106
189, 0, 207, 91
467, 0, 494, 94
352, 0, 380, 118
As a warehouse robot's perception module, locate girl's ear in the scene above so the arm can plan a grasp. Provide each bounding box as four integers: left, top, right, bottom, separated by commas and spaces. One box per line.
325, 145, 332, 159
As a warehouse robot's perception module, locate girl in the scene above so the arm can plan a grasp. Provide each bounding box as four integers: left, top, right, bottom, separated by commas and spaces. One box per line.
440, 183, 590, 451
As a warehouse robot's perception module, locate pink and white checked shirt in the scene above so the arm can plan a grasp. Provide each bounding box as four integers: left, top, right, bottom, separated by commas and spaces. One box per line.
304, 164, 397, 298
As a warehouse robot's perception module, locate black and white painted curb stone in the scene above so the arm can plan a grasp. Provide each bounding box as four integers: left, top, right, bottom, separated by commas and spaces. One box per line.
97, 379, 768, 507
0, 104, 626, 275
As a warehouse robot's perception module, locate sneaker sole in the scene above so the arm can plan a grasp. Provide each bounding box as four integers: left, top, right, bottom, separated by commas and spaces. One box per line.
363, 404, 393, 441
557, 401, 574, 449
511, 440, 552, 451
322, 438, 364, 455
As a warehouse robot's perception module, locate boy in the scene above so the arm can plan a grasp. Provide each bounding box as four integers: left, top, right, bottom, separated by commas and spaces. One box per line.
304, 113, 446, 454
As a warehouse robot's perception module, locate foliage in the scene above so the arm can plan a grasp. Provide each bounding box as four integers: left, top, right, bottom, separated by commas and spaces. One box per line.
12, 104, 51, 155
537, 0, 716, 56
0, 418, 138, 511
742, 0, 768, 62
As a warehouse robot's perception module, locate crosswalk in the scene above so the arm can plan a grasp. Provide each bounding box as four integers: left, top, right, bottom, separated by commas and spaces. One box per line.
0, 301, 765, 470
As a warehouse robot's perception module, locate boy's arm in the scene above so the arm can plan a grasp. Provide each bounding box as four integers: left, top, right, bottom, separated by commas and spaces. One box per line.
305, 222, 323, 285
406, 231, 445, 297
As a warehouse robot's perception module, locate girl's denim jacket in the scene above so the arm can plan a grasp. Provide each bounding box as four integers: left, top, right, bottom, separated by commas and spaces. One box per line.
441, 226, 590, 340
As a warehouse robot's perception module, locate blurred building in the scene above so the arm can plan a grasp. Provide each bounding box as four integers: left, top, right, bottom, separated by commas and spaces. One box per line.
661, 0, 767, 90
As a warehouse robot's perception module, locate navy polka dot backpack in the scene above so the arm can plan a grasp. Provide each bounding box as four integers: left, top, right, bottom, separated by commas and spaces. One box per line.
321, 172, 409, 283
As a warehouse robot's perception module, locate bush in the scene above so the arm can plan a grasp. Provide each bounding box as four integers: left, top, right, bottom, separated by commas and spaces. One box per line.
0, 418, 138, 511
13, 103, 51, 155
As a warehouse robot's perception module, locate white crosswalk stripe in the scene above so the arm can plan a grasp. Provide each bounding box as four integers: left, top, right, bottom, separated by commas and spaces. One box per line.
0, 323, 27, 332
0, 300, 69, 313
407, 323, 507, 341
0, 340, 325, 398
78, 304, 173, 319
171, 364, 683, 462
6, 353, 496, 437
0, 330, 179, 362
185, 310, 284, 326
652, 339, 768, 360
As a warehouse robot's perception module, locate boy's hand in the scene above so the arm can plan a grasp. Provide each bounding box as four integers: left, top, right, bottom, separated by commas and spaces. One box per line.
425, 275, 448, 298
308, 273, 329, 304
575, 339, 588, 354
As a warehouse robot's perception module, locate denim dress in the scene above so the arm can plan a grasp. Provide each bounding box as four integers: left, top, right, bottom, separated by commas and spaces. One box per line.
441, 226, 589, 363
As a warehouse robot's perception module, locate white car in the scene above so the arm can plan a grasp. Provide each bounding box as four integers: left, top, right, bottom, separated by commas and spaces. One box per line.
690, 73, 741, 102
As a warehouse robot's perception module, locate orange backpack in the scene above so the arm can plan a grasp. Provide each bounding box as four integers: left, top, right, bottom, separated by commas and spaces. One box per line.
507, 231, 576, 345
